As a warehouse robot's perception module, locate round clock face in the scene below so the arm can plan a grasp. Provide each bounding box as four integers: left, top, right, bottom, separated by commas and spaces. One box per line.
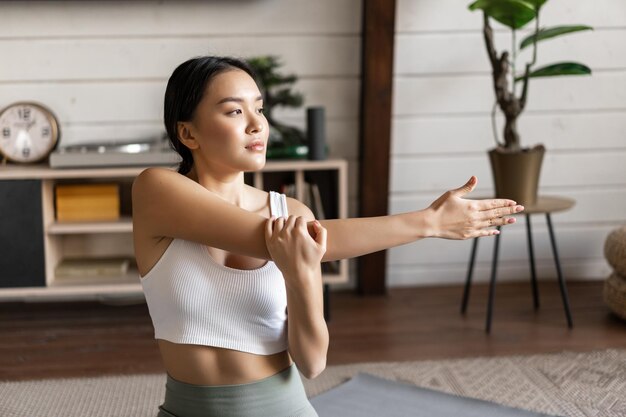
0, 102, 59, 163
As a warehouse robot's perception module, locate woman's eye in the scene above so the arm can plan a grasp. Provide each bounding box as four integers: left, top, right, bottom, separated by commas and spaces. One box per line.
228, 109, 242, 115
257, 108, 265, 114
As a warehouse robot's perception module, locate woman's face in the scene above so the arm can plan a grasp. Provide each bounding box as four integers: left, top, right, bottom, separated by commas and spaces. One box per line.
186, 69, 269, 174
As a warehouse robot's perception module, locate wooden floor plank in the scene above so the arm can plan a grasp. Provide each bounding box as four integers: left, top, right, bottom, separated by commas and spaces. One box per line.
0, 281, 624, 381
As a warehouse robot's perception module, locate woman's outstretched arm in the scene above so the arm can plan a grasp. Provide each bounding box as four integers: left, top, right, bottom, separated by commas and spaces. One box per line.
133, 169, 522, 264
319, 176, 524, 262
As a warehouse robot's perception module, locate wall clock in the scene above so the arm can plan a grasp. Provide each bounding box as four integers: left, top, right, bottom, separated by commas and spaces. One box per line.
0, 102, 60, 164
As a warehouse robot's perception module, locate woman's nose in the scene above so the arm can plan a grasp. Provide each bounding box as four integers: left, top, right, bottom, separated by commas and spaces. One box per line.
247, 114, 264, 134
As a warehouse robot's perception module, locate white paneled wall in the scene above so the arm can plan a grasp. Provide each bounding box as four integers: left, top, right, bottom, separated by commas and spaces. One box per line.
1, 0, 362, 288
390, 0, 626, 287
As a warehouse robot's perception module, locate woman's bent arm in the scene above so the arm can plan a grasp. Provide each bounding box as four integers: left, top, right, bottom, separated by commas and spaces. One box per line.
285, 270, 328, 379
132, 167, 271, 260
264, 216, 329, 379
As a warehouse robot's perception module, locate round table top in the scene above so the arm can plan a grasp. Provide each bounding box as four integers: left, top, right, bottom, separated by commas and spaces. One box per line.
470, 195, 576, 215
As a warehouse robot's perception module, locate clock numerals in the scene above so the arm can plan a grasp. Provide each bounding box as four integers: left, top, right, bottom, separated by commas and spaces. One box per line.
2, 127, 9, 138
42, 127, 50, 137
18, 107, 31, 121
22, 147, 31, 158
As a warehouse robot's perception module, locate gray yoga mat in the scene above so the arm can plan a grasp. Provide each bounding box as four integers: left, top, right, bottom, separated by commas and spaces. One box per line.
309, 372, 560, 417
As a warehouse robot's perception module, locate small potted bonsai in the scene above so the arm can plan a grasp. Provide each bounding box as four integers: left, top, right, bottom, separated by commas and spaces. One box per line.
245, 56, 308, 159
468, 0, 592, 205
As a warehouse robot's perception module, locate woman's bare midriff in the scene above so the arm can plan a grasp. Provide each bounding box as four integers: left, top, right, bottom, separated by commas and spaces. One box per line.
158, 340, 293, 386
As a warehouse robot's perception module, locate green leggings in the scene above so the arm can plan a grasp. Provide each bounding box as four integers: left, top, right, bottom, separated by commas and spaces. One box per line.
157, 363, 319, 417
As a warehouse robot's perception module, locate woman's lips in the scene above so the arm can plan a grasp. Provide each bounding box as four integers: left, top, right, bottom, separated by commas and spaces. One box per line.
245, 141, 265, 151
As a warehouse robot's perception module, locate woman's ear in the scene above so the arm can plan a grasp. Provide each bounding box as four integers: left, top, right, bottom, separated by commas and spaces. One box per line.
177, 122, 200, 150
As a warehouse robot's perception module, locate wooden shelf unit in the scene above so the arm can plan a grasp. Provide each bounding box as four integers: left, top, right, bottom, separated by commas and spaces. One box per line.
0, 159, 348, 301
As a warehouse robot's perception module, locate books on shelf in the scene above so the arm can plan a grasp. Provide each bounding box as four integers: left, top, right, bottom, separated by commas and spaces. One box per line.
281, 181, 326, 220
55, 183, 120, 222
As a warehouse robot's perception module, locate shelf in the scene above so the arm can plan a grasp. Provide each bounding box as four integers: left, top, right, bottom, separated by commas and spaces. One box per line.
0, 159, 347, 180
261, 159, 347, 172
47, 216, 133, 234
0, 164, 152, 180
0, 282, 143, 301
51, 267, 140, 287
1, 159, 349, 302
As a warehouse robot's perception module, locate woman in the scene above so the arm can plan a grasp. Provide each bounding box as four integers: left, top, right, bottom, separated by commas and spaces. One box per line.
132, 56, 524, 417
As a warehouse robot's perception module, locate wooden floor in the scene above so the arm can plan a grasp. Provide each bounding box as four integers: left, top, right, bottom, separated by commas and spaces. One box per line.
1, 280, 625, 381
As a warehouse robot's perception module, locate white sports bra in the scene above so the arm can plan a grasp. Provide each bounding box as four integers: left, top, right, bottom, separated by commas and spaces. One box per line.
140, 191, 289, 355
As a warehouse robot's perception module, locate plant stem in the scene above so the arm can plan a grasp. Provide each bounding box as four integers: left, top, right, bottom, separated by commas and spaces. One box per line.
491, 99, 502, 148
520, 7, 541, 111
512, 28, 517, 96
532, 11, 540, 66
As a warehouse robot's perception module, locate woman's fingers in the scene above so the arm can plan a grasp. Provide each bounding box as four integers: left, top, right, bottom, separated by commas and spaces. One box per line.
285, 215, 298, 232
479, 199, 517, 210
314, 221, 327, 250
265, 216, 276, 240
271, 216, 302, 237
480, 204, 524, 217
479, 228, 501, 237
295, 216, 307, 233
480, 216, 515, 229
273, 216, 285, 234
477, 204, 525, 227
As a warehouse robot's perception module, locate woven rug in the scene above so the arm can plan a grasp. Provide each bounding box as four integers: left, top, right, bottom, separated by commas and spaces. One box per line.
1, 349, 625, 417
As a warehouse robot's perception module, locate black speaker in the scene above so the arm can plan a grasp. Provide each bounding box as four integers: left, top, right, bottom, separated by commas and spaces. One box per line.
307, 107, 326, 160
0, 180, 46, 288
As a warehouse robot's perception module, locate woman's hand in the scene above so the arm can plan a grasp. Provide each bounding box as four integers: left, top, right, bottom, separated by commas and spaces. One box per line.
265, 215, 327, 283
426, 176, 525, 240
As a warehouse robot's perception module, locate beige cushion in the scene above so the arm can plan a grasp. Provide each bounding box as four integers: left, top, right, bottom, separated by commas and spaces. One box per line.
604, 226, 626, 276
604, 272, 626, 321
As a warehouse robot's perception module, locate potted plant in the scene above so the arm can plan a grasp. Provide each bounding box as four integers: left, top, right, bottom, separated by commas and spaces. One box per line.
245, 56, 308, 159
468, 0, 592, 205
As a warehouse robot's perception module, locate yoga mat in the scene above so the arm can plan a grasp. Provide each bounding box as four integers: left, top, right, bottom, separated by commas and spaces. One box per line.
310, 372, 559, 417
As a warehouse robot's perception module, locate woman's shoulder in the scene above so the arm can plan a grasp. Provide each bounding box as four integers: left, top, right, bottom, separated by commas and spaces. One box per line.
242, 186, 314, 220
134, 166, 184, 189
285, 195, 315, 221
132, 167, 197, 204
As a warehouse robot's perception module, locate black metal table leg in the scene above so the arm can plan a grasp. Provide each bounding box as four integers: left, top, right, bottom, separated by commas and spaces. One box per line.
525, 214, 540, 309
323, 284, 330, 322
461, 237, 480, 314
486, 226, 502, 333
546, 213, 574, 328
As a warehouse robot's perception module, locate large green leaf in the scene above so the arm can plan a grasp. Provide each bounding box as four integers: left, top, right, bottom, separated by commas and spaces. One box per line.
524, 0, 548, 10
520, 25, 593, 50
468, 0, 536, 29
514, 62, 592, 82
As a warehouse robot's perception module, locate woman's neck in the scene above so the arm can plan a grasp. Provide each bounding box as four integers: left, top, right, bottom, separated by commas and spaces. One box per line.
188, 164, 247, 207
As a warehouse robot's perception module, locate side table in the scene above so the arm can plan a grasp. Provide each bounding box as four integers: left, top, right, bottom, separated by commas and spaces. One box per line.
461, 196, 576, 333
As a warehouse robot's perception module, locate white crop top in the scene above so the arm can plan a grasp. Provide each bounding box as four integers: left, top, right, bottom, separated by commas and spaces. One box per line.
140, 191, 289, 355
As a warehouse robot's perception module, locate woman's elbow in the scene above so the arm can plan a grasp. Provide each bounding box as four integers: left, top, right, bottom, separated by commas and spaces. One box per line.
299, 358, 326, 379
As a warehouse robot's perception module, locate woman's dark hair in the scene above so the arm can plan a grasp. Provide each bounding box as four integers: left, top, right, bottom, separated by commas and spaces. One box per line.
164, 56, 258, 174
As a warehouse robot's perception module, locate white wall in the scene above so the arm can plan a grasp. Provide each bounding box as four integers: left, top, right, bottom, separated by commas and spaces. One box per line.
0, 0, 362, 288
7, 1, 619, 291
389, 0, 626, 287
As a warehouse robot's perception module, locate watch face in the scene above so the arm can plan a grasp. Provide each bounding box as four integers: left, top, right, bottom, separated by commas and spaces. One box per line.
0, 102, 59, 163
